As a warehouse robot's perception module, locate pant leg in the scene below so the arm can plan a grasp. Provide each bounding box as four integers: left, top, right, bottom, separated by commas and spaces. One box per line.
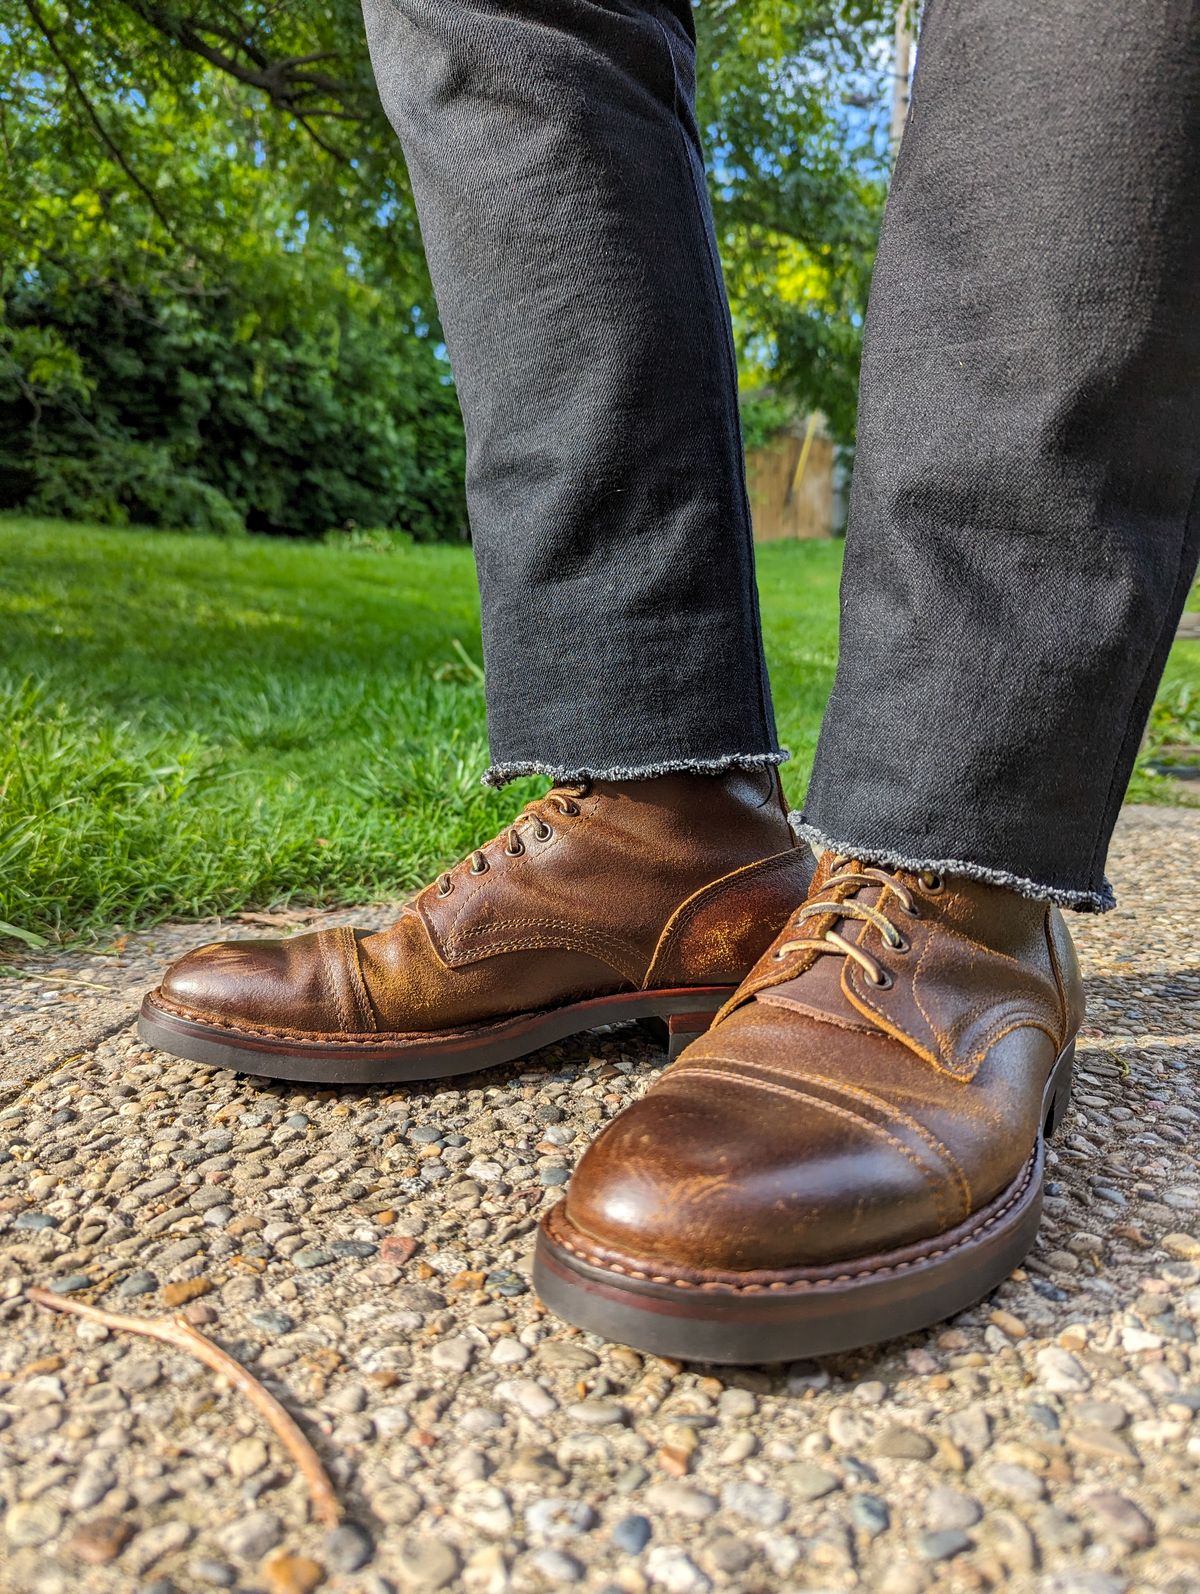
800, 0, 1200, 910
361, 0, 783, 786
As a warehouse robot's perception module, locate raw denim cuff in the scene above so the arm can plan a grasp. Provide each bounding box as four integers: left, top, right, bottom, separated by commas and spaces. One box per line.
792, 817, 1115, 913
483, 750, 790, 790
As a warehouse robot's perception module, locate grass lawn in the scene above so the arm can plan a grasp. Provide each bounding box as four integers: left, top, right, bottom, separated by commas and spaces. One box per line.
2, 515, 1197, 945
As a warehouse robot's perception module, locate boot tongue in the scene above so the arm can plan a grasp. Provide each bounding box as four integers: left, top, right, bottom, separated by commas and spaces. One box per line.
755, 867, 890, 1027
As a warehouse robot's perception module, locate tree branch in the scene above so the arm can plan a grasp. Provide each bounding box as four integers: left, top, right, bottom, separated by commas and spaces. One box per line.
21, 0, 181, 242
125, 0, 367, 157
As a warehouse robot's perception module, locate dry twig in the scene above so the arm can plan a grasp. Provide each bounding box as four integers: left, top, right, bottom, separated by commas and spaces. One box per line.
27, 1287, 341, 1526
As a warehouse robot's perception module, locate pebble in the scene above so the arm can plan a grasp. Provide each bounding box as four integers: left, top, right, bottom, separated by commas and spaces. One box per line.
645, 1546, 712, 1593
563, 1399, 626, 1426
924, 1486, 982, 1530
116, 1270, 159, 1297
720, 1481, 789, 1526
228, 1437, 269, 1479
4, 1499, 63, 1545
495, 1379, 558, 1419
63, 1515, 133, 1564
644, 1483, 718, 1520
781, 1461, 840, 1501
490, 1337, 529, 1365
430, 1335, 474, 1373
324, 1520, 374, 1572
1163, 1233, 1200, 1259
261, 1551, 325, 1594
191, 1559, 237, 1587
455, 1484, 513, 1537
217, 1510, 282, 1561
875, 1426, 936, 1461
249, 1310, 294, 1335
48, 1273, 91, 1294
851, 1495, 890, 1536
1036, 1346, 1091, 1393
111, 1355, 161, 1392
919, 1528, 971, 1561
127, 1519, 193, 1573
703, 1535, 756, 1576
292, 1247, 332, 1269
392, 1535, 460, 1589
162, 1278, 211, 1306
1086, 1490, 1154, 1547
612, 1514, 653, 1553
984, 1462, 1045, 1503
525, 1498, 597, 1540
528, 1547, 584, 1583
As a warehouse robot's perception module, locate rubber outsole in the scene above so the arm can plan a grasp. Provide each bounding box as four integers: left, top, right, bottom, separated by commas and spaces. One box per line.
532, 1040, 1075, 1364
136, 985, 733, 1085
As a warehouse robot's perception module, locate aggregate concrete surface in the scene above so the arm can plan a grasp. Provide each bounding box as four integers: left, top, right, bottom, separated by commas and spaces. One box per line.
1, 806, 1198, 1594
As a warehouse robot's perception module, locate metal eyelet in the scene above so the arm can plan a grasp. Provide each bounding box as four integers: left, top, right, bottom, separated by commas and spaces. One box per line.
505, 839, 524, 857
534, 821, 553, 842
469, 857, 489, 875
887, 933, 910, 954
437, 881, 453, 898
868, 968, 894, 989
899, 900, 921, 918
920, 871, 944, 893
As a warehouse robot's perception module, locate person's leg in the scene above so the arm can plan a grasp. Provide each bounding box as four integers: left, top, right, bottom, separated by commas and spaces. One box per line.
799, 0, 1200, 910
537, 0, 1200, 1360
138, 0, 814, 1082
362, 0, 782, 784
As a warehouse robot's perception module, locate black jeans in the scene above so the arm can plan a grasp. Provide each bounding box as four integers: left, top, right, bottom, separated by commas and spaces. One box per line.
363, 0, 1200, 911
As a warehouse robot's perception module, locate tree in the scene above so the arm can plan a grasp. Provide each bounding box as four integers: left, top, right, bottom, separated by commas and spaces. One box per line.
0, 0, 895, 534
697, 0, 892, 440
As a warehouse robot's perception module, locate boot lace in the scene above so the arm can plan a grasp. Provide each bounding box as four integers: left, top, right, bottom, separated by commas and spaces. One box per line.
435, 780, 591, 897
770, 858, 944, 989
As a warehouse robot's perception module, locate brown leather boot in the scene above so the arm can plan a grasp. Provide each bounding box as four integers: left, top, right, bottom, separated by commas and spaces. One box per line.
535, 852, 1084, 1362
138, 770, 812, 1085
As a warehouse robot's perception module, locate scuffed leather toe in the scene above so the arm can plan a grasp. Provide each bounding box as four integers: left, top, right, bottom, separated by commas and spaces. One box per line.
562, 1007, 956, 1274
158, 926, 375, 1036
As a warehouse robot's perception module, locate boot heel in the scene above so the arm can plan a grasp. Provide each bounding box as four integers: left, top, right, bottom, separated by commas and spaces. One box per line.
641, 1009, 722, 1061
1044, 1039, 1075, 1140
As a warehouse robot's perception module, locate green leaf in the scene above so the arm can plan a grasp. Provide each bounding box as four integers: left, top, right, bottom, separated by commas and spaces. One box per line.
0, 920, 50, 949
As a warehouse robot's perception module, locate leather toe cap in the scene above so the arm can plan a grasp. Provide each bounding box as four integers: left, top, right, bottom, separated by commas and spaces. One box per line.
562, 1009, 968, 1274
159, 926, 373, 1035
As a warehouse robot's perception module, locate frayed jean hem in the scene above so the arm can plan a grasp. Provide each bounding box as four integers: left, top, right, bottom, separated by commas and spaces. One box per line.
792, 818, 1115, 913
483, 750, 790, 790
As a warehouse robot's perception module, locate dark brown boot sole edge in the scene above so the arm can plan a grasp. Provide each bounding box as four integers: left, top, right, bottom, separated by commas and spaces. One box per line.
533, 1041, 1075, 1364
136, 986, 734, 1086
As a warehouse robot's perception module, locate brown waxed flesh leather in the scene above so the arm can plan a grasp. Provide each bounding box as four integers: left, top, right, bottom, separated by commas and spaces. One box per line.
559, 855, 1085, 1274
156, 770, 814, 1036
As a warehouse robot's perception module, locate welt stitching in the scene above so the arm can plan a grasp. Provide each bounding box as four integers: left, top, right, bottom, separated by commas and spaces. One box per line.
548, 1148, 1038, 1295
152, 993, 538, 1047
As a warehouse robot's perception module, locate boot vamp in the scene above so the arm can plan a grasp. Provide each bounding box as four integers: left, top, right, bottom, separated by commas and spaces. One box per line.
357, 909, 626, 1031
562, 999, 1057, 1274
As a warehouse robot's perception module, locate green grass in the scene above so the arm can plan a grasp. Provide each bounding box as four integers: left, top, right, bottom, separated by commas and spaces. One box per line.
1, 515, 1196, 945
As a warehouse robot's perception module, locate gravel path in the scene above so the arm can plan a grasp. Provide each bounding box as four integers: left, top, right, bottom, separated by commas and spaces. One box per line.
1, 806, 1198, 1594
